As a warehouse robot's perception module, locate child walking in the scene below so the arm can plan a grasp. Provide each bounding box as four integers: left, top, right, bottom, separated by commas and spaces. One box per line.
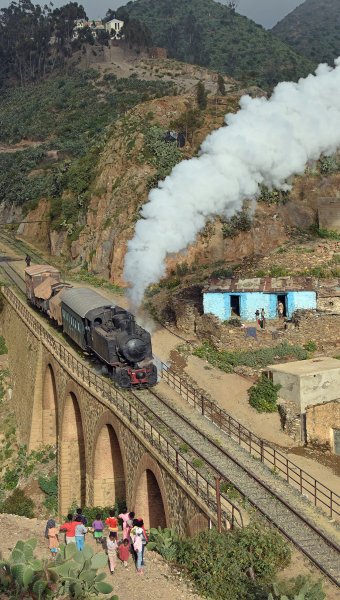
74, 516, 87, 551
105, 510, 118, 539
92, 514, 104, 544
106, 531, 118, 574
118, 506, 130, 540
118, 539, 130, 569
45, 519, 59, 558
132, 527, 144, 575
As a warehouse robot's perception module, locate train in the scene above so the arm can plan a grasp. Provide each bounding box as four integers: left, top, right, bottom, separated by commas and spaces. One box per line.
24, 265, 158, 388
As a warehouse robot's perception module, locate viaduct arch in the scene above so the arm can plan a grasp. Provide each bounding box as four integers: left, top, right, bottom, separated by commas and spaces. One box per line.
2, 287, 218, 535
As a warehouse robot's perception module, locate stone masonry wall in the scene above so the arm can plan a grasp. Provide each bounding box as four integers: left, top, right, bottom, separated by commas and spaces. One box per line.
306, 400, 340, 451
0, 291, 214, 535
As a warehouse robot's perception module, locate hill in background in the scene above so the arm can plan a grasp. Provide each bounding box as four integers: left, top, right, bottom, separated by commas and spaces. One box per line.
271, 0, 340, 65
117, 0, 315, 88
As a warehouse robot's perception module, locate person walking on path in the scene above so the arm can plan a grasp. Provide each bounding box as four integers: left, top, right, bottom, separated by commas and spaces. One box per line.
118, 539, 130, 569
25, 254, 31, 267
136, 519, 148, 566
75, 516, 87, 551
118, 507, 130, 540
106, 532, 118, 574
60, 514, 77, 545
260, 308, 266, 329
45, 519, 59, 558
76, 508, 87, 525
132, 527, 144, 575
92, 514, 104, 544
105, 510, 118, 539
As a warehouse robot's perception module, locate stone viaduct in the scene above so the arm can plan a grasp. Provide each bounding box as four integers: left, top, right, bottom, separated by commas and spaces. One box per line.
0, 286, 223, 536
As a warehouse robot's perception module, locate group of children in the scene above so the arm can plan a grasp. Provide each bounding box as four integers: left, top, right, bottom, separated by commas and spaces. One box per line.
45, 506, 148, 575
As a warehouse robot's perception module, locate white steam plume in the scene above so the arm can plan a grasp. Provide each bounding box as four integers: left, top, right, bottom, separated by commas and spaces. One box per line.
124, 59, 340, 306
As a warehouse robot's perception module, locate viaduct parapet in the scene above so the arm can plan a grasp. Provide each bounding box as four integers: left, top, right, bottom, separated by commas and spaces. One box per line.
1, 286, 224, 535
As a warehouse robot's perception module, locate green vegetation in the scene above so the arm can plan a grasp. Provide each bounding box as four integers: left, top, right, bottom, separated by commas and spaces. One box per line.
0, 488, 35, 518
309, 224, 340, 241
303, 340, 318, 353
193, 341, 308, 372
0, 335, 8, 354
196, 81, 208, 110
143, 125, 182, 184
120, 0, 315, 88
268, 575, 325, 600
0, 68, 176, 226
0, 538, 117, 599
248, 376, 281, 413
71, 269, 123, 294
272, 0, 340, 66
38, 474, 58, 513
221, 209, 252, 239
148, 523, 291, 600
1, 444, 55, 491
258, 185, 289, 205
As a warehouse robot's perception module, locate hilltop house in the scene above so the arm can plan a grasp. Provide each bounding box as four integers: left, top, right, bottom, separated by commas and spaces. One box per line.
105, 19, 124, 37
203, 276, 340, 321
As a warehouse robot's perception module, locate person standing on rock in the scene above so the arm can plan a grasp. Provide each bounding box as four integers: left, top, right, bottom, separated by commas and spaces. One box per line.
45, 519, 59, 557
255, 309, 260, 324
277, 300, 284, 319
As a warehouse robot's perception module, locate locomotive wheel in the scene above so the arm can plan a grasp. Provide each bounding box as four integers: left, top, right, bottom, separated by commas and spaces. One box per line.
114, 367, 131, 389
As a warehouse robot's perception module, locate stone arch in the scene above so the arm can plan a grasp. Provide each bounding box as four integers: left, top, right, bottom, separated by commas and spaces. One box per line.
93, 417, 126, 506
60, 391, 86, 516
42, 364, 58, 446
133, 455, 169, 529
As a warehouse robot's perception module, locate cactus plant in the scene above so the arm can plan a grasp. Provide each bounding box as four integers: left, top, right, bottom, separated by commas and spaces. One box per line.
0, 539, 118, 600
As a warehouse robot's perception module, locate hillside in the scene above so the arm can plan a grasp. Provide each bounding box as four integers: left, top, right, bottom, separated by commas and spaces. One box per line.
117, 0, 315, 88
271, 0, 340, 65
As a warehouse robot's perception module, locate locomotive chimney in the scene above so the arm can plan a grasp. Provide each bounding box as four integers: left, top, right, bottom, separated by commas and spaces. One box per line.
128, 316, 136, 335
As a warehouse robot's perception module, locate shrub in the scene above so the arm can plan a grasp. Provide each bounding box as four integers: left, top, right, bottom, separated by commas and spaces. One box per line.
303, 340, 317, 353
173, 524, 291, 600
147, 526, 179, 561
222, 210, 251, 238
38, 474, 58, 513
211, 267, 234, 278
0, 335, 8, 354
192, 458, 204, 469
1, 488, 35, 518
248, 376, 281, 413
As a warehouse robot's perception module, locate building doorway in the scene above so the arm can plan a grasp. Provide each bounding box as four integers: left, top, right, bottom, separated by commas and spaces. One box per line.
230, 295, 240, 317
277, 294, 287, 317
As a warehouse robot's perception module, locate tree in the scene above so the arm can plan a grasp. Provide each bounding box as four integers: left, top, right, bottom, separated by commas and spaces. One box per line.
196, 81, 208, 110
217, 74, 226, 95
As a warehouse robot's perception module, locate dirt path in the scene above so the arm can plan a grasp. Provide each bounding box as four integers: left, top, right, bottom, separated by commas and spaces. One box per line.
0, 513, 203, 600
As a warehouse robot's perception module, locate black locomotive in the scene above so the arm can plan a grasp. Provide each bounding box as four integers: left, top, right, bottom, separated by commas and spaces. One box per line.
25, 265, 157, 388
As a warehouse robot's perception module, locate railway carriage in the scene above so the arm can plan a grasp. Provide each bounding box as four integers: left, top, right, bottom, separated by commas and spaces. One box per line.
24, 266, 157, 388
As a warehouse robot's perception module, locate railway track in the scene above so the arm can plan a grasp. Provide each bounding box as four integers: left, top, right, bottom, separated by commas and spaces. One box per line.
1, 257, 340, 588
129, 387, 340, 587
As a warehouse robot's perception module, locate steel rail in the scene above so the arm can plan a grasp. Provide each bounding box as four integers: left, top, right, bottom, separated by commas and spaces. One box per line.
161, 363, 340, 519
1, 264, 340, 587
131, 387, 340, 588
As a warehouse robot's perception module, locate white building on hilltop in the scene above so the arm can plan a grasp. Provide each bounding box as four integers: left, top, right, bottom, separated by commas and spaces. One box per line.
105, 18, 124, 37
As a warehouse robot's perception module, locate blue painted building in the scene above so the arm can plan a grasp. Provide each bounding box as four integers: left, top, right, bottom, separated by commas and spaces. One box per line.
203, 277, 318, 322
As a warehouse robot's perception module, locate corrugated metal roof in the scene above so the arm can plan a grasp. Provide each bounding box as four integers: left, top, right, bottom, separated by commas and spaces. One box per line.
61, 288, 114, 318
25, 265, 60, 276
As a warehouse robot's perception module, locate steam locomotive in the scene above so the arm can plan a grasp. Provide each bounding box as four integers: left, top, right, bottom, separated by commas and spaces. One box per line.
24, 265, 157, 388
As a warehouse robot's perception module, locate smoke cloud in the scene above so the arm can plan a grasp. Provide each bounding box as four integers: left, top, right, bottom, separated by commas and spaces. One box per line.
123, 58, 340, 306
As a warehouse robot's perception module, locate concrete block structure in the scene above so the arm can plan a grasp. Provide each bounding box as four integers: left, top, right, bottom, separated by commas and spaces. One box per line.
203, 277, 340, 322
269, 357, 340, 414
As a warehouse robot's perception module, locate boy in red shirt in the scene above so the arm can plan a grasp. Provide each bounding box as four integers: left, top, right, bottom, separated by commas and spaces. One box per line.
105, 510, 118, 539
118, 539, 130, 569
60, 513, 77, 544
